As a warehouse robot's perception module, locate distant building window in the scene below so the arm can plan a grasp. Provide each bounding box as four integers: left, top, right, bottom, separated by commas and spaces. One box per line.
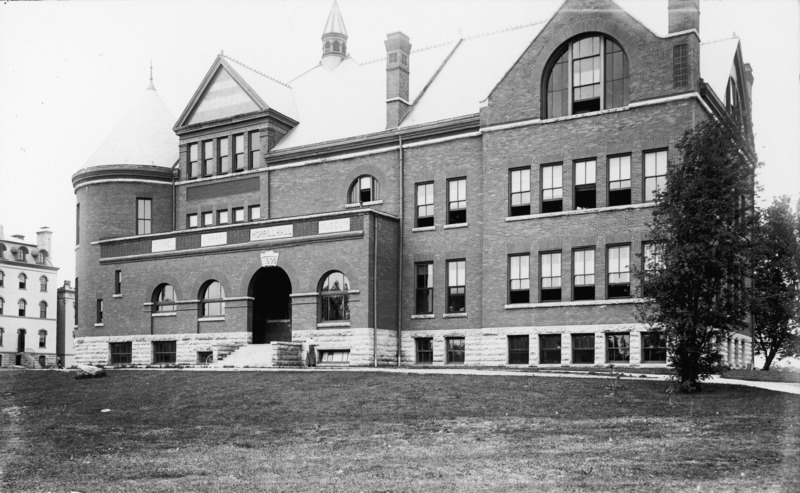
607, 333, 630, 362
114, 270, 122, 295
607, 245, 631, 298
187, 214, 198, 228
447, 178, 467, 224
415, 182, 434, 227
233, 207, 245, 223
217, 210, 229, 225
96, 299, 103, 324
673, 44, 688, 88
233, 134, 245, 172
446, 337, 465, 364
349, 175, 380, 204
541, 164, 563, 213
540, 252, 562, 302
39, 301, 47, 319
508, 254, 530, 304
249, 205, 261, 221
202, 211, 213, 227
19, 273, 27, 290
218, 137, 230, 174
40, 276, 48, 292
539, 334, 562, 364
201, 281, 225, 317
0, 270, 4, 287
188, 143, 199, 179
153, 284, 177, 313
18, 299, 26, 317
249, 132, 261, 169
509, 168, 531, 216
16, 248, 26, 261
153, 341, 176, 364
136, 198, 152, 235
573, 249, 595, 301
574, 159, 596, 210
508, 335, 529, 364
416, 337, 433, 364
415, 263, 433, 315
0, 298, 3, 315
36, 252, 47, 265
0, 327, 3, 346
608, 155, 632, 206
388, 52, 398, 63
39, 329, 47, 348
447, 260, 466, 313
642, 332, 667, 362
202, 140, 213, 176
320, 271, 350, 322
644, 150, 667, 202
110, 342, 132, 365
572, 334, 595, 364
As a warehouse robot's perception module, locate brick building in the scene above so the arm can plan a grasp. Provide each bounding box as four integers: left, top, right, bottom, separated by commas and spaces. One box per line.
72, 0, 754, 368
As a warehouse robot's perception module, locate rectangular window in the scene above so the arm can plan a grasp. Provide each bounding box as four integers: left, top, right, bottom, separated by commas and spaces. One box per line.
249, 131, 261, 169
233, 207, 245, 223
249, 205, 261, 221
114, 270, 122, 295
96, 299, 103, 324
153, 341, 176, 364
202, 211, 213, 227
218, 137, 230, 174
74, 278, 78, 326
572, 334, 595, 364
673, 44, 688, 88
40, 303, 47, 319
540, 252, 562, 302
644, 150, 667, 202
542, 164, 563, 213
642, 332, 667, 362
447, 260, 466, 313
574, 159, 596, 210
539, 334, 562, 364
642, 243, 663, 297
608, 155, 632, 206
508, 254, 530, 304
415, 182, 434, 227
416, 338, 433, 364
446, 337, 465, 364
188, 143, 199, 179
217, 210, 229, 225
509, 168, 531, 216
608, 245, 631, 298
573, 249, 595, 300
202, 140, 214, 176
318, 350, 350, 364
447, 178, 467, 224
110, 342, 132, 365
233, 134, 245, 171
187, 214, 198, 228
508, 335, 529, 364
415, 263, 433, 315
136, 198, 152, 235
606, 333, 630, 362
76, 203, 80, 244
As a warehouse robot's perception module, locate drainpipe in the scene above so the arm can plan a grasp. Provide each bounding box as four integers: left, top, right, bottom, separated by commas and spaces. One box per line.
396, 135, 404, 366
374, 212, 378, 367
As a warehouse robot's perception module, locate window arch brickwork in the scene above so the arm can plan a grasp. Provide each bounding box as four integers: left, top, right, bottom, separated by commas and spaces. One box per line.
319, 271, 350, 322
153, 284, 177, 313
200, 280, 225, 317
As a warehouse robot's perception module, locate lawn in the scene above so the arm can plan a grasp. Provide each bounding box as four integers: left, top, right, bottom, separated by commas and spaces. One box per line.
1, 369, 798, 492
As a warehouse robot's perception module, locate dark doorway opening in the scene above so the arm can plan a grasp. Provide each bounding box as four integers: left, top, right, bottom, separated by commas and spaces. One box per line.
249, 267, 292, 344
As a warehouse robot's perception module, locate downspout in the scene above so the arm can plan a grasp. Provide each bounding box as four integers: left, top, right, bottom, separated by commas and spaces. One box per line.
373, 212, 378, 367
396, 135, 404, 366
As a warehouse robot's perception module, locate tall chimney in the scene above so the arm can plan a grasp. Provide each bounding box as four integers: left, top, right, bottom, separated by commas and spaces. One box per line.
385, 32, 412, 129
668, 0, 699, 34
37, 227, 53, 261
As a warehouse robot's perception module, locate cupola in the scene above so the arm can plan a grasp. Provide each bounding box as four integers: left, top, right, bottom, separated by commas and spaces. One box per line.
321, 0, 348, 70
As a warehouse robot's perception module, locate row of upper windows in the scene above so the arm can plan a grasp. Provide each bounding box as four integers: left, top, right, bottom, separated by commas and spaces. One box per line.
0, 272, 49, 291
0, 244, 48, 264
413, 244, 661, 315
0, 328, 49, 348
186, 132, 261, 179
414, 333, 667, 365
186, 205, 261, 229
0, 297, 49, 318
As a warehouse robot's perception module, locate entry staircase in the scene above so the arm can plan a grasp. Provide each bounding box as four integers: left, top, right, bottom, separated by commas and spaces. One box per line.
214, 344, 274, 368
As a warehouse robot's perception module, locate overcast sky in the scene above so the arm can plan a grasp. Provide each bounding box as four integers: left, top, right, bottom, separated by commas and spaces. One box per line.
1, 0, 798, 283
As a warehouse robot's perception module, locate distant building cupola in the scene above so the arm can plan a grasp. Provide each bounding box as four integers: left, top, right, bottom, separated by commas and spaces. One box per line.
321, 0, 348, 69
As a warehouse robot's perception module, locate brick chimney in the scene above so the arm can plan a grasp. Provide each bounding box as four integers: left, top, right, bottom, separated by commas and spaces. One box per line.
668, 0, 699, 34
385, 32, 412, 129
37, 227, 53, 260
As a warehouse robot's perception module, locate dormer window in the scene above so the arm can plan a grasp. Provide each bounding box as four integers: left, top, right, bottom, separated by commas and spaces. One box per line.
545, 35, 629, 118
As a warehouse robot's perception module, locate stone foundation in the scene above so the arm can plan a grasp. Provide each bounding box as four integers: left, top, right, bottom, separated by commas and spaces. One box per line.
293, 328, 398, 366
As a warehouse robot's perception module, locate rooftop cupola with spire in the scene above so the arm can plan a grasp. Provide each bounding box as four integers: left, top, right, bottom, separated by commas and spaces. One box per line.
321, 0, 348, 70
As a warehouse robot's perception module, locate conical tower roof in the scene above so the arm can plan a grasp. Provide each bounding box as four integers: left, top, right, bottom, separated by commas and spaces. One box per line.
83, 83, 178, 168
322, 0, 347, 36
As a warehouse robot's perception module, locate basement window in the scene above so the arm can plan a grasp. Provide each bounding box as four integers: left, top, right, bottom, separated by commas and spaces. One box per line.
318, 350, 349, 364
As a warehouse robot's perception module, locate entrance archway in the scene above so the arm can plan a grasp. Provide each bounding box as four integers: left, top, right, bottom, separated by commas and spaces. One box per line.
248, 267, 292, 344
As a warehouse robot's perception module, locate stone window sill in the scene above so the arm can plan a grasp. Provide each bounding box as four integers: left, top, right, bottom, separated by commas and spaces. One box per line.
411, 314, 435, 319
317, 321, 351, 328
443, 223, 468, 230
152, 312, 177, 318
112, 294, 123, 299
199, 316, 225, 322
443, 313, 468, 318
411, 225, 436, 233
94, 323, 104, 327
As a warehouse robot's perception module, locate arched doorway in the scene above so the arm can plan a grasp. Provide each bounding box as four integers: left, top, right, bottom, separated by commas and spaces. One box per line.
249, 267, 292, 344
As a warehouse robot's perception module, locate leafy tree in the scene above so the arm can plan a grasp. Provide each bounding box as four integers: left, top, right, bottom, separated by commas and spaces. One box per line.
752, 196, 800, 370
637, 120, 757, 391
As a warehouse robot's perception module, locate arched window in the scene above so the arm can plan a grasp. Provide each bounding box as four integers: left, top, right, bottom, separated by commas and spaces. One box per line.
544, 35, 629, 118
333, 40, 340, 53
39, 329, 47, 348
0, 327, 4, 346
348, 175, 380, 204
16, 247, 27, 261
341, 43, 347, 56
153, 284, 177, 312
324, 41, 331, 53
0, 297, 3, 315
40, 276, 48, 292
201, 281, 225, 317
0, 270, 4, 287
37, 251, 47, 265
39, 301, 47, 319
19, 273, 27, 289
18, 299, 26, 317
319, 271, 350, 321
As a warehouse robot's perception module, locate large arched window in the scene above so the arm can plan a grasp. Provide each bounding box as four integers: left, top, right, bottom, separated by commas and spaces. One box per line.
39, 301, 47, 319
319, 271, 350, 321
18, 299, 26, 317
153, 284, 177, 313
19, 273, 27, 290
545, 35, 629, 118
348, 175, 380, 204
201, 281, 225, 317
40, 276, 48, 292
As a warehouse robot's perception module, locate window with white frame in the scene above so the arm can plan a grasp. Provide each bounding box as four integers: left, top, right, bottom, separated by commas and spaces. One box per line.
153, 284, 177, 313
187, 214, 198, 228
188, 143, 199, 178
18, 273, 26, 290
39, 301, 47, 319
202, 140, 214, 176
136, 198, 152, 235
608, 155, 631, 206
319, 272, 350, 321
642, 243, 663, 298
416, 182, 434, 227
201, 281, 225, 317
541, 164, 563, 213
415, 263, 433, 315
349, 175, 380, 204
540, 252, 562, 302
644, 150, 667, 202
249, 131, 261, 169
508, 254, 530, 304
607, 245, 631, 298
40, 276, 48, 292
447, 260, 466, 313
39, 329, 47, 348
18, 299, 27, 317
574, 159, 596, 210
202, 211, 213, 227
606, 333, 630, 362
509, 168, 531, 216
233, 134, 245, 172
447, 178, 467, 224
573, 249, 595, 300
218, 136, 230, 174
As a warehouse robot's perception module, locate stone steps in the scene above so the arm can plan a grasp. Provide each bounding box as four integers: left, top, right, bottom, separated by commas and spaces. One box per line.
215, 344, 273, 367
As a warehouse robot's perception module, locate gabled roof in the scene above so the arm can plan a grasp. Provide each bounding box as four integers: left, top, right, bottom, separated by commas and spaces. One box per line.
700, 37, 741, 101
83, 86, 177, 168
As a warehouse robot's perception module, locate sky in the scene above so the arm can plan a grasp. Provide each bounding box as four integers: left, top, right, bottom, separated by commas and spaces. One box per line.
0, 0, 798, 285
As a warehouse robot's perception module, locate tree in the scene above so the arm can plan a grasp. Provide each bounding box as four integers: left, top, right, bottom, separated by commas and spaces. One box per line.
751, 196, 800, 370
637, 120, 757, 391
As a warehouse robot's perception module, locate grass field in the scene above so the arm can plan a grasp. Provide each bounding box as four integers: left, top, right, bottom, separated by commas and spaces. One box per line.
1, 369, 799, 492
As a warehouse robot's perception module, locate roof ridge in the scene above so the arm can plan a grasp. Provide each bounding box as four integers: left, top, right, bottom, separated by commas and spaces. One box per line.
701, 35, 740, 46
221, 53, 292, 88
